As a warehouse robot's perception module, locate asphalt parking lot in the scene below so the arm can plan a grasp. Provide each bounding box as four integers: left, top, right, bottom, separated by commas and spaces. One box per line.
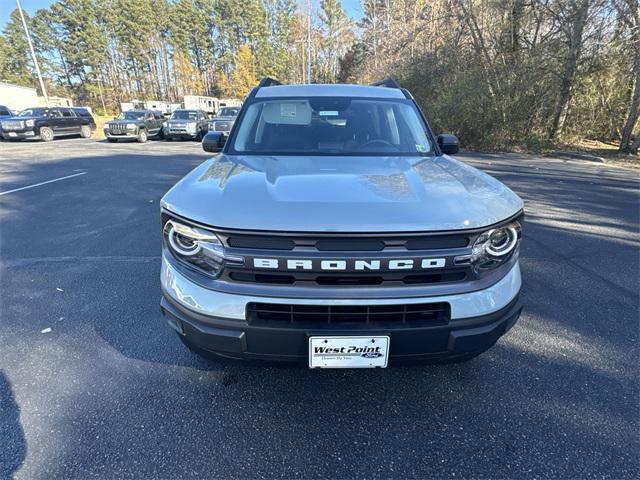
0, 137, 638, 479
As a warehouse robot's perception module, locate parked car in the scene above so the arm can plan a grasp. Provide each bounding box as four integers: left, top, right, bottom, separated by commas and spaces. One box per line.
103, 110, 164, 143
207, 106, 240, 134
0, 105, 13, 118
163, 109, 208, 141
0, 106, 95, 141
0, 105, 13, 140
159, 78, 524, 368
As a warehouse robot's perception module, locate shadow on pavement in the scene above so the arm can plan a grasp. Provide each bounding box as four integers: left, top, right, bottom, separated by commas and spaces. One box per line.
0, 371, 26, 480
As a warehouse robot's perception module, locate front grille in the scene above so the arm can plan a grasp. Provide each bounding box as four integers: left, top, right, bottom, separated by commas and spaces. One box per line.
2, 120, 23, 130
216, 230, 473, 287
109, 124, 127, 134
229, 271, 467, 286
212, 121, 231, 131
223, 233, 469, 251
247, 302, 450, 327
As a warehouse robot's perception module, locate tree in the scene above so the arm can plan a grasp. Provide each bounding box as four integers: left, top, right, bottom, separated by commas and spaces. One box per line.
547, 0, 593, 140
317, 0, 354, 83
231, 44, 258, 97
0, 10, 35, 88
617, 0, 640, 153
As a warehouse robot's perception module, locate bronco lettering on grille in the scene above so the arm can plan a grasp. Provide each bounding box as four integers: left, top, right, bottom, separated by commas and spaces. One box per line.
252, 258, 446, 271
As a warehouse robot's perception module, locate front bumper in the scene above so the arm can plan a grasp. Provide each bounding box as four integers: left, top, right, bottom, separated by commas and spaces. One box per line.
161, 255, 523, 363
104, 131, 138, 140
1, 129, 36, 139
167, 133, 198, 139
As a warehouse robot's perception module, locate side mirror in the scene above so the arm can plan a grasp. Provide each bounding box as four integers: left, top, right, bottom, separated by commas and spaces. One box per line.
202, 131, 226, 152
437, 134, 459, 155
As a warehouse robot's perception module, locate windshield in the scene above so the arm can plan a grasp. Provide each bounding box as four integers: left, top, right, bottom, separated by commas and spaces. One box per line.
230, 97, 433, 156
118, 111, 145, 120
19, 108, 46, 117
218, 107, 239, 117
171, 110, 199, 120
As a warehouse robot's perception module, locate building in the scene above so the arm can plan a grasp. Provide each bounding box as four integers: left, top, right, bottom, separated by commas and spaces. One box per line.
0, 81, 38, 112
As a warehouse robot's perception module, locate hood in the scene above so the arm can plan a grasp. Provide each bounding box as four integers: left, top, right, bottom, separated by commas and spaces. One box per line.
107, 119, 141, 125
161, 154, 523, 233
2, 116, 35, 121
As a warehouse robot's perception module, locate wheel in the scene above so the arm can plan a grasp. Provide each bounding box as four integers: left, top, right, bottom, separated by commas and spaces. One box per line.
137, 129, 148, 143
196, 129, 204, 141
156, 129, 164, 140
40, 127, 54, 142
80, 125, 91, 138
107, 138, 117, 143
165, 136, 172, 141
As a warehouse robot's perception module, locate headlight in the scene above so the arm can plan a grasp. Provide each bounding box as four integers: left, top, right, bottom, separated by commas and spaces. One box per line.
126, 123, 136, 129
163, 121, 167, 128
163, 219, 242, 278
187, 122, 197, 130
470, 221, 521, 273
25, 119, 34, 127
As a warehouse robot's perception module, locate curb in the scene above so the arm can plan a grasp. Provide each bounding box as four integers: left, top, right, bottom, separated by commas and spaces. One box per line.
546, 151, 606, 163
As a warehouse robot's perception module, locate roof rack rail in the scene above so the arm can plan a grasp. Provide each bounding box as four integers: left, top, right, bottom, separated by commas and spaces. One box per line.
248, 77, 283, 98
257, 77, 282, 88
370, 78, 402, 89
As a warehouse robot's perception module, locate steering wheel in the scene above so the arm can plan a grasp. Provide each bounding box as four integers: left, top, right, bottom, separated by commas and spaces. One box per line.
358, 139, 395, 150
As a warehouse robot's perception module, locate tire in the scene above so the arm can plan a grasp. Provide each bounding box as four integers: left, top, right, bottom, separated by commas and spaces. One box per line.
156, 129, 164, 140
196, 129, 204, 141
107, 138, 117, 143
165, 136, 172, 141
137, 129, 148, 143
40, 127, 54, 142
80, 125, 91, 138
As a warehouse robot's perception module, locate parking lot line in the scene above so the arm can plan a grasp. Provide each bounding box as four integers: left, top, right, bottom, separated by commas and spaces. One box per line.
0, 171, 87, 196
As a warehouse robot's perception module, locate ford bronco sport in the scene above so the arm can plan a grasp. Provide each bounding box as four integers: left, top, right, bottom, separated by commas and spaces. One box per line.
160, 78, 524, 368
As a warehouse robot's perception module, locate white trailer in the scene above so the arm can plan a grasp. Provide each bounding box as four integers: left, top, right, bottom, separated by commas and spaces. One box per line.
184, 95, 218, 115
218, 98, 242, 109
120, 100, 145, 112
143, 100, 171, 115
0, 81, 38, 112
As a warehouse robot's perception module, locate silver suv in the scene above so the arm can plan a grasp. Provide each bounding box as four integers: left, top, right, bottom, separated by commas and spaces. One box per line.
160, 78, 524, 368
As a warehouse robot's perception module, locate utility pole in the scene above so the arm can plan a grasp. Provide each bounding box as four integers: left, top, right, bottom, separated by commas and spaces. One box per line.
306, 0, 312, 84
16, 0, 49, 106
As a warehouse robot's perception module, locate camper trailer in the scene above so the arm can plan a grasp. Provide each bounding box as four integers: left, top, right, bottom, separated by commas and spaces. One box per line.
143, 100, 171, 116
218, 98, 242, 109
183, 95, 217, 115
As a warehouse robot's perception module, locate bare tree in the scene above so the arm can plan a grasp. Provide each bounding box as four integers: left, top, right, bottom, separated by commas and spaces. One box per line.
548, 0, 592, 140
617, 0, 640, 153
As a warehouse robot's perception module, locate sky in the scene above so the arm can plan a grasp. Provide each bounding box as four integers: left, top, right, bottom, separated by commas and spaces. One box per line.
0, 0, 363, 31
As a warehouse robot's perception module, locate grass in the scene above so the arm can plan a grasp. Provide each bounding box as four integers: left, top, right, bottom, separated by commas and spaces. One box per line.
91, 114, 113, 139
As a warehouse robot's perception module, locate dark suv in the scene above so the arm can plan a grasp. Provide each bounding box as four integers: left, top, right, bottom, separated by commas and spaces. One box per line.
207, 106, 240, 133
0, 107, 96, 141
103, 110, 164, 143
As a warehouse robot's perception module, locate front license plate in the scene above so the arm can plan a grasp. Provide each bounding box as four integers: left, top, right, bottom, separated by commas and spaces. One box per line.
8, 132, 17, 137
309, 336, 390, 369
